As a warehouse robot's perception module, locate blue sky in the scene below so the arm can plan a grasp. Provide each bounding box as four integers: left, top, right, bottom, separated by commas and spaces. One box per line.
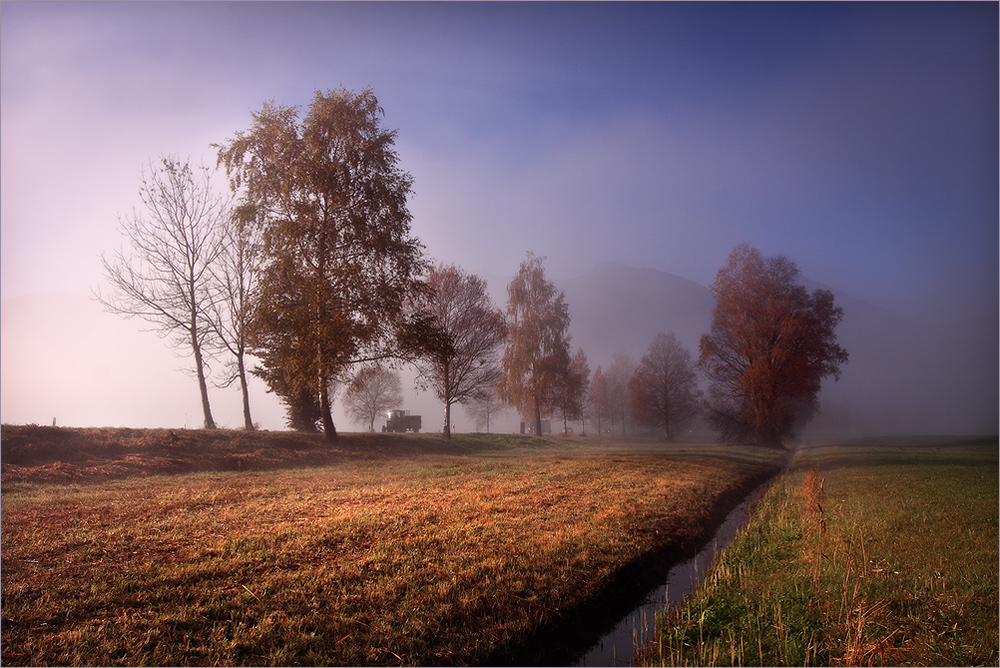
1, 2, 996, 430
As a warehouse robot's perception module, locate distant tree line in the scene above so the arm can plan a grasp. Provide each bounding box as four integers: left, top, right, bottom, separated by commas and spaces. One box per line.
98, 87, 846, 448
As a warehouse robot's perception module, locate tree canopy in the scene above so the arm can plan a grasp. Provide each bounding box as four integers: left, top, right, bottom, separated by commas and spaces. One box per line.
698, 244, 848, 447
628, 332, 700, 441
216, 88, 425, 439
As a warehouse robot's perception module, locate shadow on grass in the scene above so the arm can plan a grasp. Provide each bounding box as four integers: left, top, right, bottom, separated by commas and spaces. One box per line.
0, 426, 545, 484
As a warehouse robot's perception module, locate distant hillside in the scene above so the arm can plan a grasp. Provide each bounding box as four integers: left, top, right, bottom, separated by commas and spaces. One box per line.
550, 262, 983, 438
557, 262, 713, 366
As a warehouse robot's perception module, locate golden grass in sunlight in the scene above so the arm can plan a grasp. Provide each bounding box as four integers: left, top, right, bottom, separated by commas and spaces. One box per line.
1, 430, 782, 665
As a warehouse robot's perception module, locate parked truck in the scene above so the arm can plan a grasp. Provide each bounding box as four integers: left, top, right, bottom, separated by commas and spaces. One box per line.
383, 409, 422, 433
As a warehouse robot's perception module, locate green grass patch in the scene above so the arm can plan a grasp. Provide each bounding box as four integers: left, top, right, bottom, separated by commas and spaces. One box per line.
1, 429, 782, 665
643, 436, 999, 666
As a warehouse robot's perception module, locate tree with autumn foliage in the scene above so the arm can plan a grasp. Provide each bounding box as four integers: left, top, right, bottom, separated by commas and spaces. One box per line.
498, 254, 573, 437
628, 332, 701, 441
216, 88, 425, 440
698, 244, 848, 448
407, 264, 507, 439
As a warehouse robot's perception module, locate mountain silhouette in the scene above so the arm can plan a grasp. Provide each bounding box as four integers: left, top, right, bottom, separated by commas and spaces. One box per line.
558, 261, 713, 366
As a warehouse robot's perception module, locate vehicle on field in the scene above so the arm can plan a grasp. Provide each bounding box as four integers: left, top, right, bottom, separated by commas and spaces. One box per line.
383, 409, 422, 433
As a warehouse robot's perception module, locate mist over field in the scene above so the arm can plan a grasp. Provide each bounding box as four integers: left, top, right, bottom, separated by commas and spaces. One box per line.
2, 259, 995, 438
2, 3, 996, 438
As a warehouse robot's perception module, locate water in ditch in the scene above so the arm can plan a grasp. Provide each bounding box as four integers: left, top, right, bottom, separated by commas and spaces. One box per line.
575, 480, 773, 666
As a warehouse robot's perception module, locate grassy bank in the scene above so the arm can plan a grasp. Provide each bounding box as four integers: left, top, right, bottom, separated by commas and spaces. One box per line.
643, 436, 998, 666
1, 427, 782, 666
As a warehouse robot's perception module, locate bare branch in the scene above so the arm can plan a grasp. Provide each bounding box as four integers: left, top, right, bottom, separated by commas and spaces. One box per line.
95, 155, 229, 429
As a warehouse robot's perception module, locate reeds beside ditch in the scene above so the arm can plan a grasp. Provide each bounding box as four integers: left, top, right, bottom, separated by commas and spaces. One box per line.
642, 436, 998, 666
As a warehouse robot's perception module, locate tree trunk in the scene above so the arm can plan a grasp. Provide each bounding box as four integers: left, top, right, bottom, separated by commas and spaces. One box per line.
663, 393, 672, 441
534, 396, 542, 437
321, 381, 337, 441
237, 350, 254, 431
191, 328, 216, 429
443, 363, 452, 439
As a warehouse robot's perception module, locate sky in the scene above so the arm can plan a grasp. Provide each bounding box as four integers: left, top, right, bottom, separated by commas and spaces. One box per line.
1, 2, 997, 432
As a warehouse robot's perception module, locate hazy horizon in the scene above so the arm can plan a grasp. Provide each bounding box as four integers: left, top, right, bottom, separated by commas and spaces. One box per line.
3, 257, 996, 437
2, 2, 996, 436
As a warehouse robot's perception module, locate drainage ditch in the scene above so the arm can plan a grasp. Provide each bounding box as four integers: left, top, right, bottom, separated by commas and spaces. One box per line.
574, 477, 776, 666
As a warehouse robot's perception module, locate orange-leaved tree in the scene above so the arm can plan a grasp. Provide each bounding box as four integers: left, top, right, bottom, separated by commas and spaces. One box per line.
698, 244, 848, 447
628, 332, 701, 441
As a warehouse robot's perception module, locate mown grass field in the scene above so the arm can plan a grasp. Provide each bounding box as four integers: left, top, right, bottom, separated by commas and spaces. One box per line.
643, 436, 998, 667
1, 426, 783, 666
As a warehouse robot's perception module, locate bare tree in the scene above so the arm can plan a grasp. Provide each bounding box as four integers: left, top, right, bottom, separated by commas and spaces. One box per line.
629, 332, 701, 441
464, 386, 508, 433
343, 367, 403, 432
96, 156, 227, 429
408, 264, 507, 438
206, 204, 262, 430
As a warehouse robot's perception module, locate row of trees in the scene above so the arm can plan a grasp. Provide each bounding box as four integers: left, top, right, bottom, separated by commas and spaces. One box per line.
98, 87, 846, 448
408, 243, 846, 448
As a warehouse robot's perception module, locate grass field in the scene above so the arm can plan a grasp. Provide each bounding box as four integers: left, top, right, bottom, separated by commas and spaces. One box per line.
1, 426, 783, 666
643, 436, 998, 667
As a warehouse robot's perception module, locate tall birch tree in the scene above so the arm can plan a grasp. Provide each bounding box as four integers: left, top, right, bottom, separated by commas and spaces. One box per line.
498, 253, 572, 437
216, 88, 425, 440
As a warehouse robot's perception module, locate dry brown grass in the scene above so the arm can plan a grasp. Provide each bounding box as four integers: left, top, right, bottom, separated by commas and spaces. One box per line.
1, 427, 783, 665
